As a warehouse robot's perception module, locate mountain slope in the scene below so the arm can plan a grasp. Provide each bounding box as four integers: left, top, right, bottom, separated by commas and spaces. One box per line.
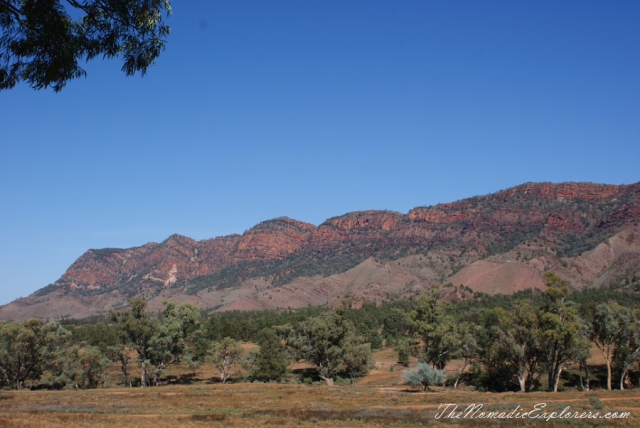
1, 181, 639, 321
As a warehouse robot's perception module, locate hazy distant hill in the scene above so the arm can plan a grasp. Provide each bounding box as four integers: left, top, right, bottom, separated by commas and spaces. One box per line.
2, 181, 639, 321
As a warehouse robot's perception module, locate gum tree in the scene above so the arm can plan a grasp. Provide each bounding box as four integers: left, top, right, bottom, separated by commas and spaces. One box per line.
208, 337, 243, 384
147, 301, 201, 385
110, 297, 157, 386
407, 288, 458, 370
0, 319, 71, 389
615, 310, 640, 390
0, 0, 172, 91
590, 301, 630, 390
452, 321, 481, 389
288, 304, 372, 386
487, 303, 543, 392
538, 271, 590, 392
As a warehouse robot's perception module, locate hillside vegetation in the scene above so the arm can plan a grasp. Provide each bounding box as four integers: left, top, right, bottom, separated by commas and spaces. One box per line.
1, 181, 639, 321
3, 274, 640, 393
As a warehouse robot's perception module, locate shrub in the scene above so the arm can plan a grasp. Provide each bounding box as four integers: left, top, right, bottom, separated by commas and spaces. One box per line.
402, 363, 445, 391
588, 396, 604, 410
395, 338, 410, 367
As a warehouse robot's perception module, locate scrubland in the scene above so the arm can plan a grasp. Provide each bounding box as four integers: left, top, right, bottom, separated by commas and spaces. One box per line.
1, 347, 638, 428
2, 382, 639, 427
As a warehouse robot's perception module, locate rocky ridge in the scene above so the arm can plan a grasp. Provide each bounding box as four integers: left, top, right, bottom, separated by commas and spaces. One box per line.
1, 181, 639, 320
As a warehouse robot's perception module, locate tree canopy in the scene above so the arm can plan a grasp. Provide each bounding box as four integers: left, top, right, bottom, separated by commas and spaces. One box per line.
538, 271, 590, 392
0, 0, 171, 91
288, 303, 373, 385
250, 328, 288, 382
407, 288, 458, 370
2, 274, 640, 391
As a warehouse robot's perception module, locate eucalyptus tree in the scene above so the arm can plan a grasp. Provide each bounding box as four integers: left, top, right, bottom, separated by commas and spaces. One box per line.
106, 344, 131, 387
148, 310, 182, 384
407, 288, 458, 370
538, 271, 590, 392
288, 304, 372, 386
0, 0, 172, 91
111, 297, 157, 386
342, 333, 374, 385
0, 319, 71, 389
208, 337, 243, 384
590, 301, 631, 390
50, 344, 111, 389
452, 322, 482, 389
575, 322, 592, 392
614, 310, 640, 390
487, 303, 543, 392
111, 298, 201, 386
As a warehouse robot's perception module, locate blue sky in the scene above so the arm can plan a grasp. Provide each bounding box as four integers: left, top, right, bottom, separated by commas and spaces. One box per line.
1, 0, 638, 305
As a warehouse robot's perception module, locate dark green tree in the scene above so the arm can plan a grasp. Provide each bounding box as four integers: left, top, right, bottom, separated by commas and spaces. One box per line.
50, 344, 111, 389
288, 304, 373, 385
147, 302, 187, 385
0, 319, 71, 389
110, 297, 156, 387
71, 322, 118, 354
485, 303, 542, 392
382, 308, 411, 341
251, 328, 288, 382
342, 334, 374, 385
394, 337, 412, 367
0, 0, 171, 91
407, 288, 457, 370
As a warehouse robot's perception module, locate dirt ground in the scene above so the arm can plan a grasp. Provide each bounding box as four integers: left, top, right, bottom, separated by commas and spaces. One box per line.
0, 345, 637, 427
1, 383, 638, 427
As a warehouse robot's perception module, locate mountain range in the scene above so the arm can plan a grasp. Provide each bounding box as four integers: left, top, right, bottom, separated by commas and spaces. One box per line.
1, 181, 639, 321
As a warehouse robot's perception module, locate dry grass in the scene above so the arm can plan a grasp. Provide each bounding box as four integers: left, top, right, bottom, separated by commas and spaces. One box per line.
1, 381, 639, 427
2, 346, 638, 427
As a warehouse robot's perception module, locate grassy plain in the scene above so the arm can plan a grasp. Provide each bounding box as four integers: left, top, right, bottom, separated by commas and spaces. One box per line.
1, 345, 638, 427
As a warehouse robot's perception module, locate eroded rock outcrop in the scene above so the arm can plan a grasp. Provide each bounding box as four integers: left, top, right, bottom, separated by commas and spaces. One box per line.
1, 181, 639, 320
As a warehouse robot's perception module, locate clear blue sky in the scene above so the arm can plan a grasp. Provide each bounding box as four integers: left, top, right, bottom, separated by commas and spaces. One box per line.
1, 0, 638, 305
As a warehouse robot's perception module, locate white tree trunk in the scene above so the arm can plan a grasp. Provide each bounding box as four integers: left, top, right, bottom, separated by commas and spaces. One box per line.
319, 375, 334, 386
517, 375, 526, 392
141, 361, 148, 387
620, 366, 630, 391
552, 368, 563, 392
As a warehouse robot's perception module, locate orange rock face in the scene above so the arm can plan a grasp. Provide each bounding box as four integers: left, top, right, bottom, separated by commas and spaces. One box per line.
500, 182, 627, 201
26, 181, 640, 310
233, 218, 315, 262
407, 209, 474, 223
323, 211, 402, 231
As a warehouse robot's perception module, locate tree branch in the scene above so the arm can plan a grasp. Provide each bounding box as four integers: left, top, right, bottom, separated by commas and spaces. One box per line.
0, 0, 22, 21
